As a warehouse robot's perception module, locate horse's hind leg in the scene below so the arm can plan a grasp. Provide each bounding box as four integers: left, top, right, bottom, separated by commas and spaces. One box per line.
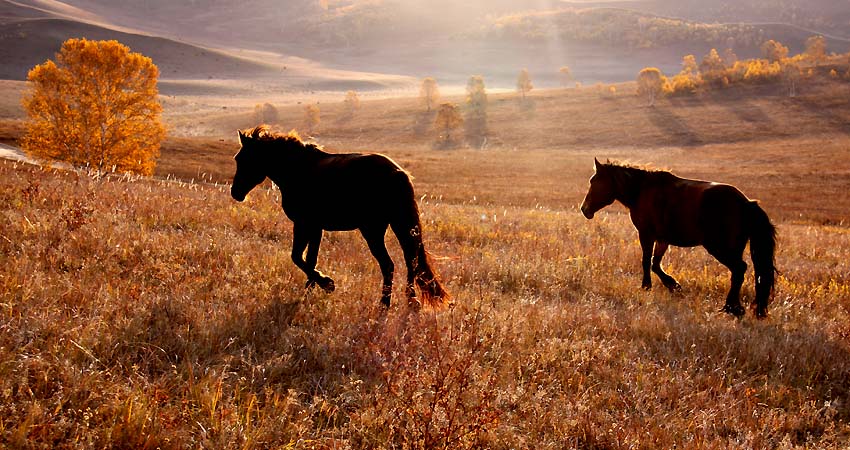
652, 241, 681, 291
292, 224, 335, 292
639, 234, 654, 290
390, 222, 421, 310
361, 226, 394, 308
708, 248, 747, 317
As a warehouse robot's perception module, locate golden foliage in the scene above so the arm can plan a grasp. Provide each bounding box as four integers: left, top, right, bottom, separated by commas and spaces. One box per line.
434, 102, 463, 143
253, 103, 279, 124
466, 75, 488, 116
516, 68, 533, 99
804, 35, 827, 64
343, 90, 361, 114
303, 104, 320, 133
420, 77, 440, 112
761, 39, 789, 63
21, 38, 164, 175
636, 67, 668, 106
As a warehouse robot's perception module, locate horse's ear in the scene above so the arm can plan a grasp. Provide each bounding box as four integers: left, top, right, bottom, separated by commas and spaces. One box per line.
594, 157, 601, 170
237, 130, 245, 141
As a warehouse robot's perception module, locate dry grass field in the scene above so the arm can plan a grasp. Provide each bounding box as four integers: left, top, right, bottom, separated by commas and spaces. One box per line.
2, 75, 850, 448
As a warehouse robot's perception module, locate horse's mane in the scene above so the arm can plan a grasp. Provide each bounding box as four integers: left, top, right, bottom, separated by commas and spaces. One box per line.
242, 125, 324, 152
602, 160, 670, 175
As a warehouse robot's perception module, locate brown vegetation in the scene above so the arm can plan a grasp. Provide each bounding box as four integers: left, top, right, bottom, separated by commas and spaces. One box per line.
2, 63, 850, 447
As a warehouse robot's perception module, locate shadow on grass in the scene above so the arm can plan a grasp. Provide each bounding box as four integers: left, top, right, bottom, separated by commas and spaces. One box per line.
646, 106, 704, 146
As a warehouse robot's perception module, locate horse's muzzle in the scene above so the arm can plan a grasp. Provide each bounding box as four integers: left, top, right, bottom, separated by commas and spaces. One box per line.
580, 203, 594, 219
231, 187, 246, 202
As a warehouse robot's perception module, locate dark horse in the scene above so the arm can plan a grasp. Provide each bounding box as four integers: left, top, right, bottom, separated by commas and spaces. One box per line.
580, 159, 777, 318
231, 125, 449, 308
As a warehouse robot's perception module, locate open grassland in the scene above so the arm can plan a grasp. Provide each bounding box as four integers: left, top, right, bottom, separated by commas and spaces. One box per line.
2, 73, 850, 448
2, 138, 850, 448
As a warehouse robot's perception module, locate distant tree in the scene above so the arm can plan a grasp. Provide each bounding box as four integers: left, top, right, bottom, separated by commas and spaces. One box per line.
681, 54, 699, 75
253, 102, 279, 124
304, 104, 320, 133
700, 48, 727, 86
669, 55, 701, 95
722, 48, 738, 68
636, 67, 667, 106
22, 38, 164, 175
804, 35, 827, 64
420, 77, 440, 112
782, 60, 801, 97
343, 90, 360, 115
761, 40, 789, 63
465, 75, 488, 147
559, 66, 574, 87
434, 102, 463, 145
466, 75, 488, 114
516, 68, 533, 101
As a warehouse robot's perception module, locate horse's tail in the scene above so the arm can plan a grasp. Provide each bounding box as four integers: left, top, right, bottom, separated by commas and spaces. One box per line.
747, 201, 777, 318
391, 172, 450, 307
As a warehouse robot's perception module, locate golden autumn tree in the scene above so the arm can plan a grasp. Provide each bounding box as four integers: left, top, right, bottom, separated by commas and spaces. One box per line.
636, 67, 668, 106
804, 35, 827, 64
516, 68, 533, 101
343, 90, 361, 115
434, 102, 463, 145
761, 39, 789, 63
420, 77, 440, 112
303, 103, 321, 133
22, 38, 164, 175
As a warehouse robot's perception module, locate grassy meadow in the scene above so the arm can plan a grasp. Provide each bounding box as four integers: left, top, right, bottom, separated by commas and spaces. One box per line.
2, 75, 850, 448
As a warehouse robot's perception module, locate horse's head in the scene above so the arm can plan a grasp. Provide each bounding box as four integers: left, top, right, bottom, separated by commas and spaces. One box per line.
231, 127, 270, 202
580, 158, 617, 219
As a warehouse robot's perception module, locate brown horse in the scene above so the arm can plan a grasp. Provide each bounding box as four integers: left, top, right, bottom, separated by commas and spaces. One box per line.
580, 159, 776, 318
231, 125, 449, 308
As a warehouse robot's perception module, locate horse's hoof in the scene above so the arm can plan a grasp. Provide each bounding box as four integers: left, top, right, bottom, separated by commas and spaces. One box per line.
721, 304, 745, 317
318, 278, 335, 293
754, 308, 768, 320
666, 282, 682, 292
380, 296, 391, 309
407, 297, 422, 312
641, 284, 652, 291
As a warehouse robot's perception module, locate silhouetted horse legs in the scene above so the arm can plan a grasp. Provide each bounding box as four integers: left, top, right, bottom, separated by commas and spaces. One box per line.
706, 245, 747, 317
651, 241, 681, 291
292, 223, 335, 292
390, 222, 422, 310
640, 237, 681, 291
360, 225, 395, 308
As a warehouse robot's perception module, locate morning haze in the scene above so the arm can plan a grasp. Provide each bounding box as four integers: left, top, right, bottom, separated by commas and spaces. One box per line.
1, 0, 850, 447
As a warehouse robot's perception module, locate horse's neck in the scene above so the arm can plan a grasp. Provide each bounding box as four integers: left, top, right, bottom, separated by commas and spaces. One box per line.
267, 150, 322, 189
614, 169, 645, 208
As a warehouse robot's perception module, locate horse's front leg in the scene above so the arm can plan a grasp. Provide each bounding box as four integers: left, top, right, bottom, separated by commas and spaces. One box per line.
292, 224, 335, 292
652, 241, 681, 291
639, 234, 654, 290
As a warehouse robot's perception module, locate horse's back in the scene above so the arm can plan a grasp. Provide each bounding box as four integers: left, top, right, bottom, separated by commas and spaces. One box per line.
296, 152, 415, 230
636, 176, 751, 246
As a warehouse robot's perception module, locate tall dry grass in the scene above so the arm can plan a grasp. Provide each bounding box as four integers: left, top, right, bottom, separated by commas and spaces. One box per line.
1, 154, 849, 448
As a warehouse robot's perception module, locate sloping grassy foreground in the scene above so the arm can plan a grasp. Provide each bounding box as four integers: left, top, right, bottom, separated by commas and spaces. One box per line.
1, 160, 849, 448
